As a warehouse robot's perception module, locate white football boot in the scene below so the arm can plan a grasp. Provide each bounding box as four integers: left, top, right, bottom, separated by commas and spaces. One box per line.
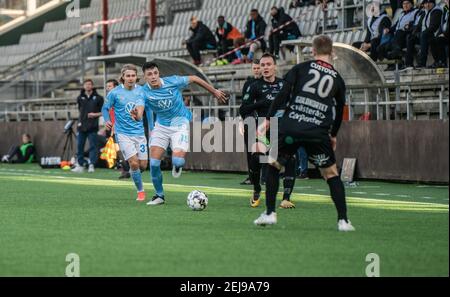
338, 219, 356, 232
172, 166, 183, 178
254, 212, 277, 226
88, 164, 95, 173
71, 164, 84, 173
147, 195, 165, 206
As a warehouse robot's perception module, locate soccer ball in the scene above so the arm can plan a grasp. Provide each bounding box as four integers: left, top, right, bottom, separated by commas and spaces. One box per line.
187, 190, 208, 211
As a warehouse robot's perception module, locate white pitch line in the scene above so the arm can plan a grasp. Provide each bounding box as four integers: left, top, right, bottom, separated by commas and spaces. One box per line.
351, 192, 367, 195
0, 169, 448, 208
395, 195, 410, 198
375, 193, 390, 196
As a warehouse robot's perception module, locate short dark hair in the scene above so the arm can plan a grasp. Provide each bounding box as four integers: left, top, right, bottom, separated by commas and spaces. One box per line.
218, 15, 225, 19
312, 35, 333, 56
83, 79, 94, 85
142, 62, 159, 73
260, 53, 277, 65
251, 9, 258, 13
252, 58, 260, 65
106, 79, 119, 87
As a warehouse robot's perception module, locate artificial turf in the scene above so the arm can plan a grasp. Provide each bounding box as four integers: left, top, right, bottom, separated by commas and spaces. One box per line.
0, 164, 448, 276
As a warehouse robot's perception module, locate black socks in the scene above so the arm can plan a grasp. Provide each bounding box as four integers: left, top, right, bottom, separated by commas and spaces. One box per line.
327, 176, 348, 221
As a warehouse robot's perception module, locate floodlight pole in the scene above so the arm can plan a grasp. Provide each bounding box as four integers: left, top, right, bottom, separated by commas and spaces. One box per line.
102, 0, 109, 55
149, 0, 157, 39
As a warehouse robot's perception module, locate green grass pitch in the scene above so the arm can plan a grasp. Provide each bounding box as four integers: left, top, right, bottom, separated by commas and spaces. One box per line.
0, 164, 448, 276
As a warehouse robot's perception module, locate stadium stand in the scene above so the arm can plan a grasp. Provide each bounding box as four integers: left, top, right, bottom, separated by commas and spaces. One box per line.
0, 0, 448, 123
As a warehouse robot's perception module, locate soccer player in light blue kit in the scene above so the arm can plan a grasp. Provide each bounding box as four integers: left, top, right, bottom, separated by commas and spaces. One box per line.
132, 62, 227, 206
102, 64, 153, 202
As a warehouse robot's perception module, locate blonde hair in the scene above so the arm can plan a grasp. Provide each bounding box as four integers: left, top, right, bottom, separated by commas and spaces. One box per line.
119, 64, 139, 84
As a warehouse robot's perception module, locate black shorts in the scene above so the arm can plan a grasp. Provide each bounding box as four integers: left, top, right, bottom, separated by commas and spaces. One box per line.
270, 132, 336, 169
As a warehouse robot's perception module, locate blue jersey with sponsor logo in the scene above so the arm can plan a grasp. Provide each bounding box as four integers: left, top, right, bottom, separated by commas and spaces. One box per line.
102, 84, 145, 136
141, 76, 191, 126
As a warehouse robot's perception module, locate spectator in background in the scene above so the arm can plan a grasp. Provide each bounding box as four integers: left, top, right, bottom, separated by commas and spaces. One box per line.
429, 0, 448, 68
406, 0, 443, 68
355, 2, 391, 61
212, 16, 244, 66
1, 133, 36, 164
290, 0, 311, 8
72, 79, 104, 173
184, 16, 217, 66
232, 9, 267, 65
378, 0, 418, 69
404, 1, 426, 68
269, 6, 301, 60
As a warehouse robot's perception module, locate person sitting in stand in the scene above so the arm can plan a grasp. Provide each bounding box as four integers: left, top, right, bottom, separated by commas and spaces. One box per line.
211, 16, 244, 66
183, 16, 217, 66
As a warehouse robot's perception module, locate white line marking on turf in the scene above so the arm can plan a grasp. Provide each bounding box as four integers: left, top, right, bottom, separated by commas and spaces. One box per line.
375, 193, 390, 196
0, 169, 448, 208
351, 192, 367, 194
395, 195, 410, 198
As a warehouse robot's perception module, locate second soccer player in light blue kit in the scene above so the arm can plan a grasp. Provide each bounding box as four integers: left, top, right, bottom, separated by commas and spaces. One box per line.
102, 64, 154, 202
132, 62, 227, 206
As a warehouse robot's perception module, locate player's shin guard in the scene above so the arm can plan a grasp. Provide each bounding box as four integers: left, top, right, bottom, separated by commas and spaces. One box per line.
265, 165, 280, 215
327, 176, 348, 221
283, 157, 297, 201
130, 168, 144, 192
249, 153, 263, 193
172, 157, 185, 169
150, 158, 164, 197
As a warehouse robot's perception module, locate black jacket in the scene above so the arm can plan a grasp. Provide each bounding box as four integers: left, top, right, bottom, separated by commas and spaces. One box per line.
187, 21, 217, 47
364, 12, 392, 42
76, 89, 104, 133
245, 15, 267, 51
271, 7, 301, 37
422, 6, 444, 36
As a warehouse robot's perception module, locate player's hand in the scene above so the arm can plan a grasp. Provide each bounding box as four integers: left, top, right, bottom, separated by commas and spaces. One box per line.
130, 108, 139, 121
238, 121, 245, 136
257, 119, 270, 137
87, 112, 97, 119
383, 28, 390, 35
214, 89, 228, 103
330, 136, 337, 151
105, 121, 113, 131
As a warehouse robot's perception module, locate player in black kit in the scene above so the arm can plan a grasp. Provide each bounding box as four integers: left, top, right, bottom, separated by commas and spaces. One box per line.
239, 53, 297, 209
253, 36, 355, 231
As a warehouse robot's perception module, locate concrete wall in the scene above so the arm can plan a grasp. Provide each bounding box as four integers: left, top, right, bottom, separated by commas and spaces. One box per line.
0, 120, 448, 183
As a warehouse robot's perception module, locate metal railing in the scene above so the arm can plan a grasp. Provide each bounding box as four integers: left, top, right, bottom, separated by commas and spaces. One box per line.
0, 80, 448, 122
0, 31, 98, 98
322, 0, 366, 33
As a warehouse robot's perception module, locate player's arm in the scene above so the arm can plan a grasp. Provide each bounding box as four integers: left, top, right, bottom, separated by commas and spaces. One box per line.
188, 75, 228, 103
102, 92, 115, 130
130, 92, 146, 122
130, 105, 145, 121
329, 78, 346, 151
